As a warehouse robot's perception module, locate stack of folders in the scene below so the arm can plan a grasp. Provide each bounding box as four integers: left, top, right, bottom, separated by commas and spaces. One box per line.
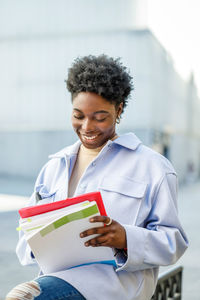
18, 192, 116, 273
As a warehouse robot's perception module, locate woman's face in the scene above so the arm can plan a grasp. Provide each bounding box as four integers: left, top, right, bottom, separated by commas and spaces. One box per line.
71, 92, 123, 149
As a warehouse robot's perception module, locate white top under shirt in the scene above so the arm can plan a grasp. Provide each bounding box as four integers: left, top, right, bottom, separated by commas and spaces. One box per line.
68, 135, 118, 198
68, 144, 103, 198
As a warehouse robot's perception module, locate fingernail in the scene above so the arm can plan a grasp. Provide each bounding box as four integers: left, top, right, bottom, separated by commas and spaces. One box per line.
90, 218, 94, 222
80, 233, 84, 238
85, 242, 89, 247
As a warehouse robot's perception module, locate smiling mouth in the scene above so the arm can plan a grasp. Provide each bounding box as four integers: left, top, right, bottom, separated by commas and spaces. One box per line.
82, 135, 98, 141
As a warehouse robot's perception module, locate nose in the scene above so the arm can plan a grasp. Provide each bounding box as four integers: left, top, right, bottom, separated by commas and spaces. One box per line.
81, 118, 95, 132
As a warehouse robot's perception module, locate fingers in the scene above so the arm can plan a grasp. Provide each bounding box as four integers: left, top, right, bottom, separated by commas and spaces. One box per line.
83, 230, 119, 248
80, 216, 115, 248
80, 216, 112, 238
89, 215, 111, 225
105, 217, 112, 226
85, 234, 109, 247
80, 217, 127, 249
80, 223, 110, 238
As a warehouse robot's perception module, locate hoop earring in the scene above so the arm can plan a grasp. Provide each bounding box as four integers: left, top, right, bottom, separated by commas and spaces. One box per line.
116, 117, 121, 124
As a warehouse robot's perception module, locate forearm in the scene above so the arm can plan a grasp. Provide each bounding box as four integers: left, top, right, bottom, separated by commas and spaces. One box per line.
116, 223, 188, 272
116, 174, 188, 272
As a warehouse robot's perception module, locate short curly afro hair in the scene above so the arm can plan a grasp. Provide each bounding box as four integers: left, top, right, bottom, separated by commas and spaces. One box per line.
65, 54, 133, 114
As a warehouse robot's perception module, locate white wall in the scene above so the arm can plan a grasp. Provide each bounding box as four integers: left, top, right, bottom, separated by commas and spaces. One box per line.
0, 0, 199, 181
0, 0, 147, 37
0, 29, 191, 132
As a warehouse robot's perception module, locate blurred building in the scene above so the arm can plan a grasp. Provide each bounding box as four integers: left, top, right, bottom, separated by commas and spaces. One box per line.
0, 0, 199, 182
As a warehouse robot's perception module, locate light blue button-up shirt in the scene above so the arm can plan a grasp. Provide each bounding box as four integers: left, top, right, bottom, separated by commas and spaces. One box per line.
16, 133, 188, 300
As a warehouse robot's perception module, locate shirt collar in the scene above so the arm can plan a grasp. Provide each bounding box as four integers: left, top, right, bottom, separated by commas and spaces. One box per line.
49, 140, 81, 159
49, 132, 141, 159
112, 132, 142, 150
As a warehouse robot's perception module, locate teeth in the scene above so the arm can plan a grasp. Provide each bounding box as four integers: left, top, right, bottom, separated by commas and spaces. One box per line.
83, 135, 98, 140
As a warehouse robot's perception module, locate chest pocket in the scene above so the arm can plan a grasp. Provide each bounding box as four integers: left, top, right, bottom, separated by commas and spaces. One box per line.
99, 176, 147, 225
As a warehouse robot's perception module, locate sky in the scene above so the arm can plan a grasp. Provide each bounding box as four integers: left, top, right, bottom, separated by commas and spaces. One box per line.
147, 0, 200, 96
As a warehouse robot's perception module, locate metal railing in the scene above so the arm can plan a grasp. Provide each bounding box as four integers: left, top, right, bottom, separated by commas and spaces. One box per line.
151, 266, 183, 300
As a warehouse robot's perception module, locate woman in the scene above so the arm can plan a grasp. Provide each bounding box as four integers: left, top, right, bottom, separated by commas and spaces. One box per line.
6, 55, 188, 300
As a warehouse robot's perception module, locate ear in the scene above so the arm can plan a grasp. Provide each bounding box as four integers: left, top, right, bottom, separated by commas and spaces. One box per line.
117, 102, 123, 117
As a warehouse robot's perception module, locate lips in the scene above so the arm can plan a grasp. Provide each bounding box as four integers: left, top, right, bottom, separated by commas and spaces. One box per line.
82, 135, 98, 141
79, 132, 102, 145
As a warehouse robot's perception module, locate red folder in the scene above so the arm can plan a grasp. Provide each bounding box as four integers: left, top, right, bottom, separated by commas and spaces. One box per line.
18, 191, 107, 218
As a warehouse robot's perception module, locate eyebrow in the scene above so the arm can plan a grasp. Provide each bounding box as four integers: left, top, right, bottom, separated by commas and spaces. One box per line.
73, 108, 109, 115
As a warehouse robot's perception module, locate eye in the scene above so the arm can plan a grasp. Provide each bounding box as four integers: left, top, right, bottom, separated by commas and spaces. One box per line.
73, 115, 84, 120
95, 117, 107, 122
94, 114, 108, 122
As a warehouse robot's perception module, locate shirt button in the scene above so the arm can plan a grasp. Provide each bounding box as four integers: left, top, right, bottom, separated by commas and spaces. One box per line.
92, 161, 96, 166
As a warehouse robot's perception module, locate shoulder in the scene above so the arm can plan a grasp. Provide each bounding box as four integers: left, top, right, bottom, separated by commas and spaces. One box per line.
34, 141, 80, 189
49, 140, 81, 159
137, 144, 176, 174
115, 132, 176, 177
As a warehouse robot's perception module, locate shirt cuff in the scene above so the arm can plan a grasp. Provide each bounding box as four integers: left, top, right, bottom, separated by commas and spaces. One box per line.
113, 248, 128, 268
116, 224, 147, 272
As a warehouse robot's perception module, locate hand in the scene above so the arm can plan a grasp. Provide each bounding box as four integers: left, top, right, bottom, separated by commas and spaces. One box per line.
80, 216, 127, 249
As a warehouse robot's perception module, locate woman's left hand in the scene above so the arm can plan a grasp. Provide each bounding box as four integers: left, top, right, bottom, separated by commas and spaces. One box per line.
80, 216, 127, 249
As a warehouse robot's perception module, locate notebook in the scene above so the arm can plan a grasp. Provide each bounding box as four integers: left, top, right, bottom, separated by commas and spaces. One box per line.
18, 192, 116, 273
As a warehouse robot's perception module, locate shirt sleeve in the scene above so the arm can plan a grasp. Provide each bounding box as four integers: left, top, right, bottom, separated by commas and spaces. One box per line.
15, 161, 50, 266
116, 173, 188, 272
113, 248, 128, 267
16, 192, 38, 266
